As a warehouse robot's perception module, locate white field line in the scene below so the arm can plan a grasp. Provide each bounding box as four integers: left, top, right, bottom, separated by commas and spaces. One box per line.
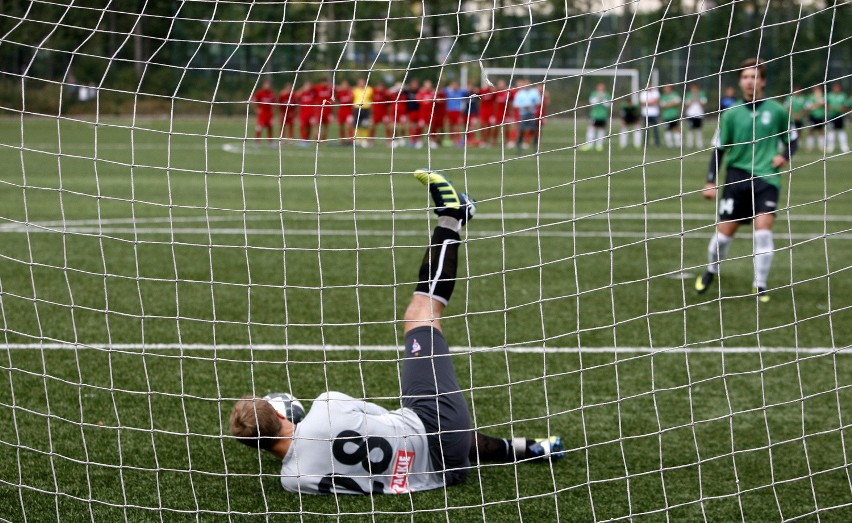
2, 343, 848, 355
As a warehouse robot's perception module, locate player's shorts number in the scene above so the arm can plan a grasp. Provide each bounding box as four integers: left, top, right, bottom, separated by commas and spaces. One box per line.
719, 198, 735, 216
317, 430, 393, 494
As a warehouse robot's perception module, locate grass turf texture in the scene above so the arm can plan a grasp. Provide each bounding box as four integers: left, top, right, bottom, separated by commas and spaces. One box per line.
0, 117, 850, 521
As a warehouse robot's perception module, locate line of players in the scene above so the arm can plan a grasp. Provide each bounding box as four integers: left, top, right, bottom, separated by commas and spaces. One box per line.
251, 77, 548, 149
585, 81, 849, 153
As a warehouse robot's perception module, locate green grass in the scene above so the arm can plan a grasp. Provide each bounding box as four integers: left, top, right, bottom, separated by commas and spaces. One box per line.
0, 117, 850, 521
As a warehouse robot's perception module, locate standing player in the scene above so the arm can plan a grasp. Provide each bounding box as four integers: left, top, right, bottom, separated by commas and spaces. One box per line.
404, 79, 422, 146
785, 86, 808, 134
695, 58, 798, 303
389, 83, 410, 148
826, 83, 849, 154
582, 83, 611, 151
313, 77, 335, 142
805, 85, 826, 152
493, 79, 512, 146
660, 85, 682, 148
278, 83, 296, 141
370, 81, 389, 142
352, 77, 373, 148
444, 81, 467, 145
639, 85, 661, 147
296, 80, 317, 146
252, 80, 276, 145
684, 83, 708, 149
512, 78, 542, 153
414, 81, 436, 149
464, 82, 481, 146
229, 171, 563, 495
720, 86, 738, 111
619, 98, 641, 149
335, 80, 355, 143
477, 82, 496, 147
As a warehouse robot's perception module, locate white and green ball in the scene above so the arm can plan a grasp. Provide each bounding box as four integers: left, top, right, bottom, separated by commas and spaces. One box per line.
263, 393, 306, 424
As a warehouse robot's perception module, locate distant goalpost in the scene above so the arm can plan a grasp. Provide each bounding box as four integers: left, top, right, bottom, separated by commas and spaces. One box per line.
0, 1, 850, 521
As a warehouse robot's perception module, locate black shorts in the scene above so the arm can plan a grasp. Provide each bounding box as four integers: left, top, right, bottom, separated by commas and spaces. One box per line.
518, 111, 538, 132
592, 119, 607, 129
830, 116, 845, 130
718, 167, 779, 224
810, 116, 825, 129
355, 107, 371, 126
401, 326, 470, 486
665, 120, 679, 130
688, 117, 703, 130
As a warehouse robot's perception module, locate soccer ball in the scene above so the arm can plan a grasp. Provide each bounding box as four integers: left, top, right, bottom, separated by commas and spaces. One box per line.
262, 393, 306, 424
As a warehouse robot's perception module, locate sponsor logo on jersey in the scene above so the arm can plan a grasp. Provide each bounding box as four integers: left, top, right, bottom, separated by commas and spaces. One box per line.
765, 201, 776, 208
411, 339, 421, 355
761, 111, 772, 125
390, 450, 415, 493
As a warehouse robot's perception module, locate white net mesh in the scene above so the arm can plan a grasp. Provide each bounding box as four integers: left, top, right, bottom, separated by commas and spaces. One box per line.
1, 1, 850, 520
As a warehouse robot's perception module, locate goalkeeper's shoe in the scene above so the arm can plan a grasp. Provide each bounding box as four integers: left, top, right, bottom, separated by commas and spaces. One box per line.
414, 169, 476, 225
526, 436, 564, 463
753, 287, 770, 304
694, 271, 715, 294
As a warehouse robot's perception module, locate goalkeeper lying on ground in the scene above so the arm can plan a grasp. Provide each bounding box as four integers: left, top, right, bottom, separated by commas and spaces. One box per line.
229, 170, 563, 495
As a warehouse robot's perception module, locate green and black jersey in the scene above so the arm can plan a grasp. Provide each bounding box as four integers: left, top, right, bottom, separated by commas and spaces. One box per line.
712, 99, 794, 188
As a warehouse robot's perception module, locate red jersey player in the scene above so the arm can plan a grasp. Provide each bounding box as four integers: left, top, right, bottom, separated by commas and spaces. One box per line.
432, 87, 447, 147
312, 77, 334, 141
478, 83, 496, 146
370, 82, 389, 140
278, 83, 296, 140
252, 81, 276, 144
389, 83, 409, 147
415, 81, 436, 149
296, 81, 317, 144
335, 80, 354, 141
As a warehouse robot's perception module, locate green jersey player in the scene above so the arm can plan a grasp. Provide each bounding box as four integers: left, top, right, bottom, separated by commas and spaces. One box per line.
659, 85, 682, 148
229, 171, 563, 495
582, 82, 611, 151
805, 85, 826, 151
826, 83, 849, 154
695, 58, 798, 303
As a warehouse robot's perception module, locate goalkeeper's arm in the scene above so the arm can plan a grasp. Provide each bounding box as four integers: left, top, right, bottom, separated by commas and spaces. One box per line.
703, 148, 725, 200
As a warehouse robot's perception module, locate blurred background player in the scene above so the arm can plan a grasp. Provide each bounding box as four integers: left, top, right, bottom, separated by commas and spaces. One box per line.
229, 171, 563, 495
404, 79, 422, 146
370, 81, 390, 143
389, 83, 410, 148
619, 98, 641, 149
805, 85, 826, 151
278, 83, 296, 140
696, 58, 797, 303
786, 86, 808, 136
493, 79, 512, 146
313, 77, 334, 142
535, 83, 549, 146
684, 83, 708, 149
511, 78, 541, 153
296, 80, 317, 146
719, 86, 738, 110
640, 84, 661, 147
352, 78, 373, 148
477, 82, 496, 147
414, 80, 436, 149
335, 80, 354, 143
444, 81, 467, 145
826, 83, 849, 154
432, 85, 448, 148
252, 80, 276, 145
464, 82, 481, 147
660, 84, 682, 148
582, 82, 611, 151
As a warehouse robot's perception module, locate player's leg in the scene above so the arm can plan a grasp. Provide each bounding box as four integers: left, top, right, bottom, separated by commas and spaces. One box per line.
696, 221, 737, 294
751, 181, 778, 303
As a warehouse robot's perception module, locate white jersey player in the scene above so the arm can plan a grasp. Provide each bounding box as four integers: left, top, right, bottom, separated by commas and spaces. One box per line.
229, 170, 564, 495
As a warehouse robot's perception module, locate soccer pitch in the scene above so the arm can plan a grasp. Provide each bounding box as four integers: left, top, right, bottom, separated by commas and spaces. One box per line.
0, 117, 850, 521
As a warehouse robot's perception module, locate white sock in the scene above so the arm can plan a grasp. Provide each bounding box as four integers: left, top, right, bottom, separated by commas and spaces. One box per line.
818, 134, 825, 149
839, 131, 849, 152
633, 129, 641, 148
696, 131, 704, 149
685, 131, 693, 148
596, 129, 606, 146
827, 130, 836, 152
586, 125, 595, 146
674, 131, 681, 147
753, 229, 774, 289
664, 131, 673, 148
707, 231, 732, 274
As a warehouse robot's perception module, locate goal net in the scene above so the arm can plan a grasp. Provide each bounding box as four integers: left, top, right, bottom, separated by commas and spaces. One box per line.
1, 0, 850, 520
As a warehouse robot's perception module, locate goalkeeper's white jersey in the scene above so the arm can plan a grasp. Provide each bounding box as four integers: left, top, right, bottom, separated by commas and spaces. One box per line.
280, 392, 444, 495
